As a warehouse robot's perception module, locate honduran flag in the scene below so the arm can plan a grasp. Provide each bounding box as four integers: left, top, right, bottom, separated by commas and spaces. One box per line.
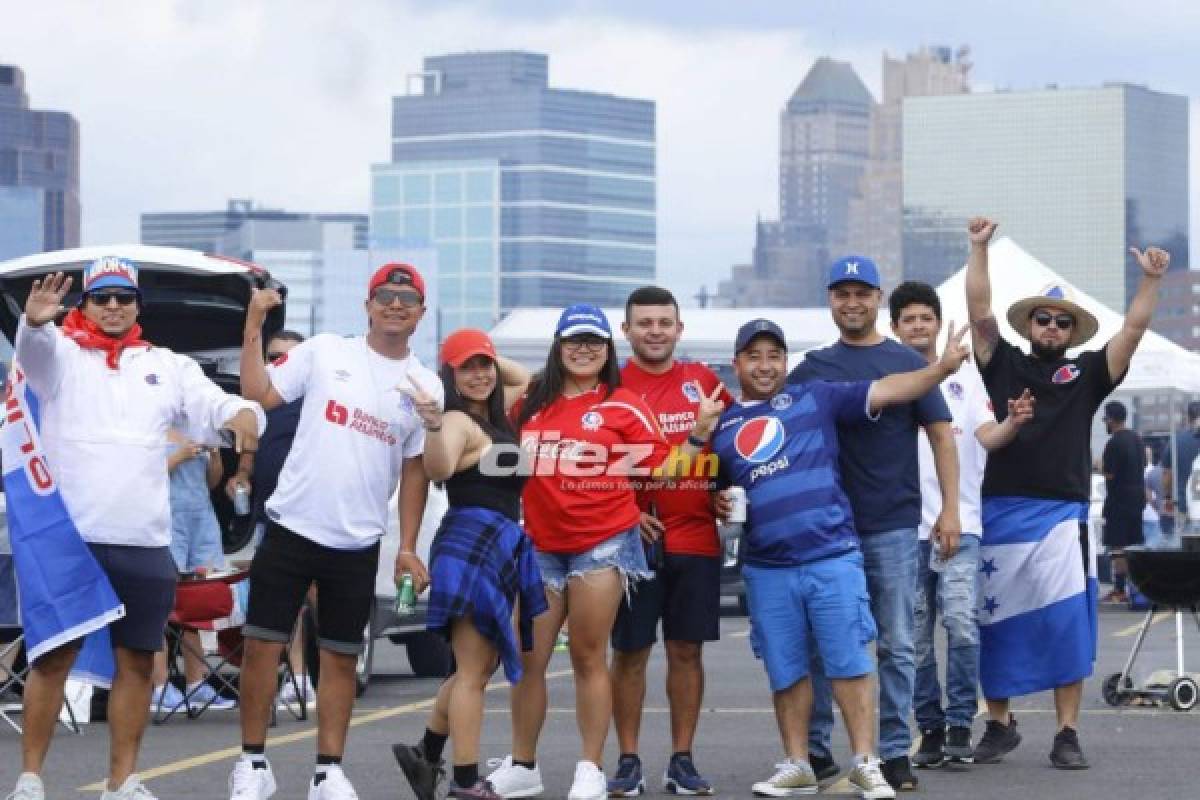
978, 496, 1099, 700
3, 364, 124, 687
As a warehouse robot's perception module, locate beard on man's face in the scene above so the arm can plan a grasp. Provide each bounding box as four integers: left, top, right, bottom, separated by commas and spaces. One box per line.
1031, 340, 1068, 361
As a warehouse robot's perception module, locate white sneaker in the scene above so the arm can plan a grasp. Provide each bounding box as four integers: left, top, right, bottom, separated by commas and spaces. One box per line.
566, 761, 606, 800
229, 756, 278, 800
485, 755, 544, 798
847, 758, 895, 800
6, 773, 45, 800
750, 759, 818, 797
99, 775, 157, 799
277, 676, 316, 709
307, 766, 359, 800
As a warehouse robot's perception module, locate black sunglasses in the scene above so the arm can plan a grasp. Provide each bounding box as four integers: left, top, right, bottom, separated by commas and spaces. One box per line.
371, 287, 423, 308
1032, 311, 1074, 330
86, 291, 138, 307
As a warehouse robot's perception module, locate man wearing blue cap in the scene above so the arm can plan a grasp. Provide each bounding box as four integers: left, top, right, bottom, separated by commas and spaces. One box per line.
964, 218, 1169, 770
787, 255, 958, 791
9, 260, 264, 800
710, 317, 970, 799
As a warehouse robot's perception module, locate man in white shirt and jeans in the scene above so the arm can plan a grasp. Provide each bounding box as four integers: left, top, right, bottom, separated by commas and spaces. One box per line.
9, 259, 262, 800
888, 281, 1033, 768
229, 263, 442, 800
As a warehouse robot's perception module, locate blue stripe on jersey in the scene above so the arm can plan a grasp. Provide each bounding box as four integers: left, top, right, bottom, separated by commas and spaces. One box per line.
712, 380, 869, 566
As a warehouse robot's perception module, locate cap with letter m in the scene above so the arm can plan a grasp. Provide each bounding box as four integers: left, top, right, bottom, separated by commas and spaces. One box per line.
826, 255, 880, 289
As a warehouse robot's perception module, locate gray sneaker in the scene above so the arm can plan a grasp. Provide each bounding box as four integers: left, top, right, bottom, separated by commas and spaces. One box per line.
847, 759, 895, 800
750, 759, 817, 797
7, 773, 45, 800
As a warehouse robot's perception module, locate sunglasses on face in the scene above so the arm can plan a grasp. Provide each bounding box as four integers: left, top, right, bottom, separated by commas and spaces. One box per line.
86, 291, 138, 307
1032, 311, 1074, 330
561, 335, 608, 353
371, 287, 423, 308
266, 352, 286, 361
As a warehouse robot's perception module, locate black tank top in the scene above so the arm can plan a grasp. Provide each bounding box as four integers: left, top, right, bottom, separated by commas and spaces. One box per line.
445, 427, 525, 522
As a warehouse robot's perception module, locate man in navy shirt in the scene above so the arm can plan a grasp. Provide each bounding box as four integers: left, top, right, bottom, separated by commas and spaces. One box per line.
705, 318, 968, 799
787, 256, 959, 791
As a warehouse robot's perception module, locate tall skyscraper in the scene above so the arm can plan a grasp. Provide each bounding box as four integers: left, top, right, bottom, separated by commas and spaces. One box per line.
716, 57, 873, 308
903, 83, 1189, 309
0, 65, 80, 260
847, 46, 970, 288
372, 51, 656, 331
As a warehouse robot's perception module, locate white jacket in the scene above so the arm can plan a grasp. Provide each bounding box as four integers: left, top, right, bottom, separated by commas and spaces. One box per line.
15, 316, 266, 548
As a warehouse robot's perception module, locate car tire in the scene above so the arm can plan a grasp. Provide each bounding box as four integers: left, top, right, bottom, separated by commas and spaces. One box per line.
405, 632, 455, 678
1167, 676, 1198, 712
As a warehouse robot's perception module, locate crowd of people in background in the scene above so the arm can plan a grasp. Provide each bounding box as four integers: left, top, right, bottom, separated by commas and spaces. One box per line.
2, 216, 1182, 800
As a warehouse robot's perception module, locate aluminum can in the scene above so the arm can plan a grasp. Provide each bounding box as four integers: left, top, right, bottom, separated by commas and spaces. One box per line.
395, 574, 417, 616
233, 484, 251, 516
726, 486, 748, 524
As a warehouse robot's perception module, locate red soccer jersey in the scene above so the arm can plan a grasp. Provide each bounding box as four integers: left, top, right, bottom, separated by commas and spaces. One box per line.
519, 385, 670, 554
620, 360, 734, 557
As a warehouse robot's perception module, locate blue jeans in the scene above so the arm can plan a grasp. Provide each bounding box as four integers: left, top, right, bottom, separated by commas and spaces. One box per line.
913, 536, 980, 731
809, 527, 917, 761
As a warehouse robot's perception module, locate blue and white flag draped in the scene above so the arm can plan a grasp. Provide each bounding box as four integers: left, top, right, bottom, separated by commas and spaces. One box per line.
978, 496, 1098, 699
2, 364, 123, 687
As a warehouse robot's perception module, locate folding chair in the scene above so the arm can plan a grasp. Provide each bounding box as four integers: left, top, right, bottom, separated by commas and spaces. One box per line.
273, 598, 316, 723
153, 570, 247, 724
0, 627, 82, 735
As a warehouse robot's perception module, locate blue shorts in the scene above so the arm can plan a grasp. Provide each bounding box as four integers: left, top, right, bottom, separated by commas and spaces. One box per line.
169, 508, 226, 572
535, 525, 651, 594
745, 550, 877, 692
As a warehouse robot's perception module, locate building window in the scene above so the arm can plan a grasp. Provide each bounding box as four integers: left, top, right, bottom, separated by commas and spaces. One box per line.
403, 208, 431, 241
435, 207, 462, 238
465, 206, 493, 238
466, 171, 494, 203
435, 173, 462, 204
372, 174, 400, 206
403, 174, 431, 205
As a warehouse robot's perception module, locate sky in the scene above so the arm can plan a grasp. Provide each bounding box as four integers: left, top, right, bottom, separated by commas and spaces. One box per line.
5, 0, 1199, 306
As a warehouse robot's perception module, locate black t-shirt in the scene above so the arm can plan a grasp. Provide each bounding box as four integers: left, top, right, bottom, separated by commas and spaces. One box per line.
1102, 428, 1146, 518
980, 337, 1122, 502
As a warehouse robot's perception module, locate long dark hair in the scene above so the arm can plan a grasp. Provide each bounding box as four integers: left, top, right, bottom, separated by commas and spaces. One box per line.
516, 335, 620, 430
439, 360, 514, 440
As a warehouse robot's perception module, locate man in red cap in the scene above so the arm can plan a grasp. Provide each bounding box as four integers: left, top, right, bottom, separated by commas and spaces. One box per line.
229, 263, 442, 800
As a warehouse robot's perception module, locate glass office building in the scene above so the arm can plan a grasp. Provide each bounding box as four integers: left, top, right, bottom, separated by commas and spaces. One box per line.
376, 51, 655, 331
903, 83, 1188, 310
0, 65, 79, 258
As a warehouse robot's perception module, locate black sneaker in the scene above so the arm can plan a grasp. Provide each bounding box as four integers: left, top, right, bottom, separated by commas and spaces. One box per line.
973, 715, 1021, 764
392, 741, 446, 800
944, 726, 974, 763
808, 753, 840, 783
1049, 727, 1089, 770
881, 756, 918, 791
912, 727, 945, 768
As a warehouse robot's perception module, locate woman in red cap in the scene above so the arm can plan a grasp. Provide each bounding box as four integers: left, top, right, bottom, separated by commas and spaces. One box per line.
393, 329, 547, 800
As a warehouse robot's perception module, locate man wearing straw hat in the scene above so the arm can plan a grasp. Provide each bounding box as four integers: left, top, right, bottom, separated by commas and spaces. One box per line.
964, 217, 1169, 771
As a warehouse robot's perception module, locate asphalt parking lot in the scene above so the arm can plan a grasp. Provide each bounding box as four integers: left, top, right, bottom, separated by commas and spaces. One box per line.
5, 600, 1197, 799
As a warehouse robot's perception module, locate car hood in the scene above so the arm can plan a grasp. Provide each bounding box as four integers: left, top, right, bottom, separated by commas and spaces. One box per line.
0, 245, 286, 380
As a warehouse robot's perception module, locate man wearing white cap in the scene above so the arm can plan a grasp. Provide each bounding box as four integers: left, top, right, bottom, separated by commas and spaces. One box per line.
965, 218, 1169, 770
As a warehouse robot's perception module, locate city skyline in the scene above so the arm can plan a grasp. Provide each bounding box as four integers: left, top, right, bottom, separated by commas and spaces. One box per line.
5, 0, 1200, 308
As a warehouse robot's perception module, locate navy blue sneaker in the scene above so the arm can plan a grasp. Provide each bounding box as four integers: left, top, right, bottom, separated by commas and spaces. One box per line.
663, 754, 713, 796
607, 755, 645, 797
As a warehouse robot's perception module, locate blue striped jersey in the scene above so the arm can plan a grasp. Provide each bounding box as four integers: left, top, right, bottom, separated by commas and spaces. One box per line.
712, 380, 874, 566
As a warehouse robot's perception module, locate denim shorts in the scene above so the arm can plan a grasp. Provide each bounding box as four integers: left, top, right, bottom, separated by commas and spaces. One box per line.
535, 525, 651, 594
745, 550, 877, 692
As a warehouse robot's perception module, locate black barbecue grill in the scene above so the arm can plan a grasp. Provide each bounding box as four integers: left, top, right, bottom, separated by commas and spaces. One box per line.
1101, 543, 1200, 711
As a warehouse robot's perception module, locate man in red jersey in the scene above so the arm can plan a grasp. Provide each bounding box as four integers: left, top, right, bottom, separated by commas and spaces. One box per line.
607, 287, 735, 797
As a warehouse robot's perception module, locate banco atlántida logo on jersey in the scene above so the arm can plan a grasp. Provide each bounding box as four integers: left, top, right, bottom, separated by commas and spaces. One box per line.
734, 417, 785, 463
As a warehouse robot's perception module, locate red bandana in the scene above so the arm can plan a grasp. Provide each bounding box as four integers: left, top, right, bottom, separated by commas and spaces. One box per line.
61, 308, 149, 369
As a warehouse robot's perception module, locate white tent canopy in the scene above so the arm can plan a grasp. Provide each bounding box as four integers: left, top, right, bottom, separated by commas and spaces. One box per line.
932, 237, 1200, 394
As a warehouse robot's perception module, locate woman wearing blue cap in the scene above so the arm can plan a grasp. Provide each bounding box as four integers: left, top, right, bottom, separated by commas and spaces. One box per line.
486, 304, 721, 800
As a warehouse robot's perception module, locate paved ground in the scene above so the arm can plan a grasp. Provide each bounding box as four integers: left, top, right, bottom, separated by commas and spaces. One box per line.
5, 600, 1198, 798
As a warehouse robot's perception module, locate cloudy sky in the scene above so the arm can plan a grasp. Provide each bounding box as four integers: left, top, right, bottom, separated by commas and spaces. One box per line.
5, 0, 1198, 304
